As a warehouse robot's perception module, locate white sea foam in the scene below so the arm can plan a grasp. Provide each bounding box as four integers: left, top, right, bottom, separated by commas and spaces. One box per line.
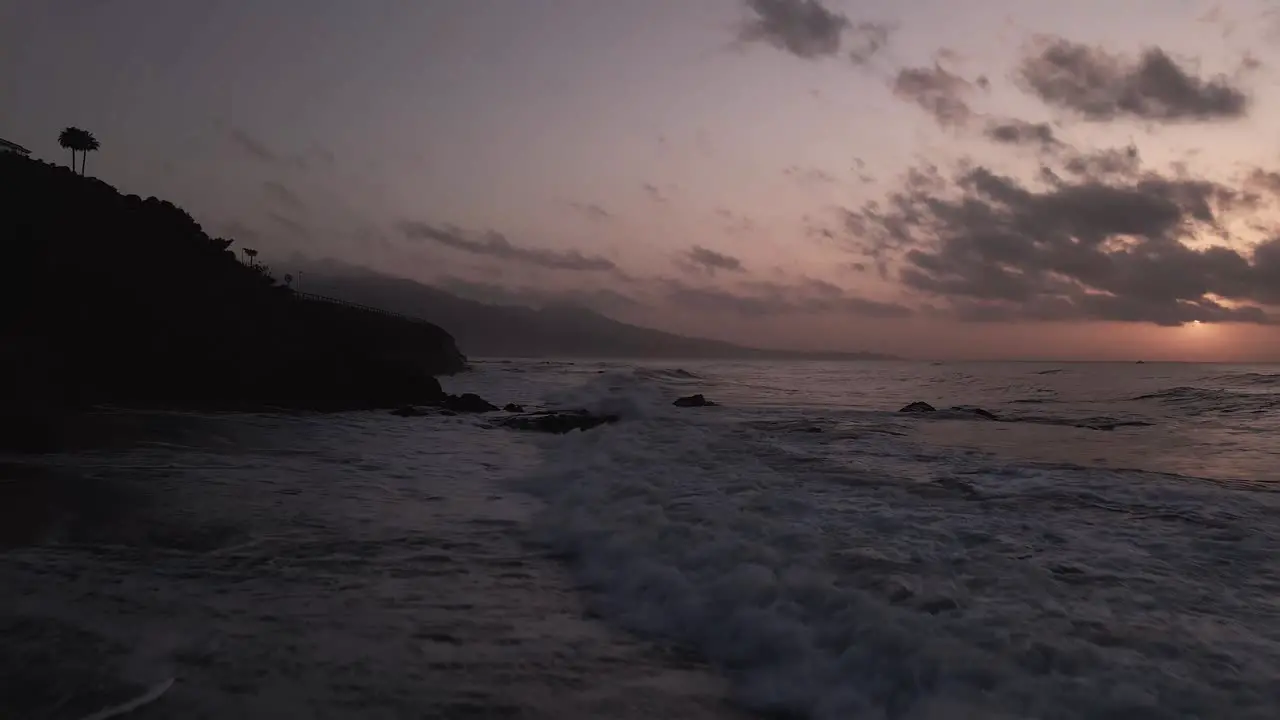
519, 370, 1280, 719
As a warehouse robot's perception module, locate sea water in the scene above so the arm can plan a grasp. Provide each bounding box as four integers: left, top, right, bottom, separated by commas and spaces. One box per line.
3, 360, 1277, 718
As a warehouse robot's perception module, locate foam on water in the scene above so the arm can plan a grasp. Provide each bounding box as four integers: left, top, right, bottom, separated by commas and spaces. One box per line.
519, 369, 1280, 719
5, 359, 1279, 718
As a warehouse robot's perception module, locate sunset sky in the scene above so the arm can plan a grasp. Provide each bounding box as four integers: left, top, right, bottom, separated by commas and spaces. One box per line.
5, 0, 1280, 360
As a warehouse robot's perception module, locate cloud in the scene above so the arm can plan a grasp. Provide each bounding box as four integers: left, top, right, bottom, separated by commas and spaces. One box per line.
662, 277, 912, 318
267, 211, 308, 237
892, 65, 974, 127
437, 275, 640, 313
681, 246, 745, 275
643, 183, 669, 203
400, 222, 617, 272
844, 156, 1280, 326
1057, 144, 1141, 181
984, 118, 1059, 148
847, 21, 892, 65
568, 201, 612, 222
784, 165, 838, 186
263, 180, 306, 211
1017, 37, 1249, 122
228, 128, 277, 163
226, 127, 326, 170
739, 0, 849, 59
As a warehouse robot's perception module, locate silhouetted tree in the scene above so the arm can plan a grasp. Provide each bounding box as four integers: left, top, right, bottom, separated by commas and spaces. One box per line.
79, 131, 100, 176
57, 128, 79, 170
56, 127, 99, 175
244, 248, 258, 266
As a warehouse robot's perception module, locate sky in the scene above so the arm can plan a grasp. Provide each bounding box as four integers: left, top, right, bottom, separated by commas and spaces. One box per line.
5, 0, 1280, 361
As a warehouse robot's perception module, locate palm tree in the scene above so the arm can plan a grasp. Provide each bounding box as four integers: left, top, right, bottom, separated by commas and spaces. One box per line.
58, 127, 79, 171
79, 131, 100, 176
244, 248, 258, 267
56, 127, 100, 175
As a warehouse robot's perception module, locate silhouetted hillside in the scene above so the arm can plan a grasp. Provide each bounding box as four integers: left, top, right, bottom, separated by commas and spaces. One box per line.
0, 153, 464, 448
296, 267, 899, 361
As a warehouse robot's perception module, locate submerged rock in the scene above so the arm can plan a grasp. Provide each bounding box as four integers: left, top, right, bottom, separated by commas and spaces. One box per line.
503, 403, 525, 413
949, 405, 999, 421
673, 394, 716, 408
496, 411, 619, 434
441, 393, 499, 413
899, 401, 936, 413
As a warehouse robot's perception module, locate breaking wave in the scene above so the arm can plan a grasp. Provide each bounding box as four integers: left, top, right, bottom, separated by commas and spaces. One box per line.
519, 370, 1280, 719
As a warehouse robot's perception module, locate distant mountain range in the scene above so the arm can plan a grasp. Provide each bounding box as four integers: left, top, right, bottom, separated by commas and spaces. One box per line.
296, 266, 899, 361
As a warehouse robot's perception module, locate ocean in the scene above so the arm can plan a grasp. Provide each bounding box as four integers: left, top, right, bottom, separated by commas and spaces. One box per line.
3, 360, 1278, 719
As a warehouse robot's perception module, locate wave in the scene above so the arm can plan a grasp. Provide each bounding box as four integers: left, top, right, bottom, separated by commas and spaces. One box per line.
631, 367, 703, 381
1130, 385, 1279, 415
1212, 371, 1280, 387
518, 372, 1280, 718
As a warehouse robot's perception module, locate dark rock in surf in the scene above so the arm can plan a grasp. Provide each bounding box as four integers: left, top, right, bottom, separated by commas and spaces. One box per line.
503, 403, 525, 413
899, 401, 936, 413
673, 394, 716, 408
496, 410, 619, 434
390, 405, 432, 417
441, 393, 499, 413
950, 406, 999, 421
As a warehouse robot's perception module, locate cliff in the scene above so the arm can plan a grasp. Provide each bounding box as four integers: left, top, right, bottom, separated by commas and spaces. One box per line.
0, 152, 465, 448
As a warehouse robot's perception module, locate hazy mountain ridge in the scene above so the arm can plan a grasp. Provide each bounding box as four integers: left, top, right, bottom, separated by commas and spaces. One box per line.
297, 267, 899, 361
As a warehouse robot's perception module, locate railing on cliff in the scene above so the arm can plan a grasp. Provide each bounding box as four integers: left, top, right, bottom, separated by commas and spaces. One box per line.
292, 291, 435, 327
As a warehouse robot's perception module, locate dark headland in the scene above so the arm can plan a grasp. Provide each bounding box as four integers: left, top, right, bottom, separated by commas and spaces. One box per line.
0, 152, 465, 451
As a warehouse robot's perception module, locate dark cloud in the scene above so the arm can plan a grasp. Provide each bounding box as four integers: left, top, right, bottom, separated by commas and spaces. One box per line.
1057, 144, 1141, 181
228, 129, 276, 163
662, 277, 912, 318
568, 201, 612, 222
740, 0, 849, 60
227, 128, 321, 170
263, 180, 306, 211
1017, 37, 1249, 122
715, 208, 757, 235
784, 165, 838, 186
400, 222, 617, 272
892, 65, 974, 128
984, 118, 1059, 148
643, 183, 668, 203
847, 21, 892, 65
845, 157, 1280, 326
682, 246, 745, 275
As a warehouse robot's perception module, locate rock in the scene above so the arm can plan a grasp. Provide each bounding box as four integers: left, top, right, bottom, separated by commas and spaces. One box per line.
950, 406, 999, 421
496, 411, 619, 434
503, 403, 525, 413
673, 394, 716, 408
899, 401, 936, 413
390, 405, 430, 417
918, 596, 961, 614
441, 393, 499, 413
